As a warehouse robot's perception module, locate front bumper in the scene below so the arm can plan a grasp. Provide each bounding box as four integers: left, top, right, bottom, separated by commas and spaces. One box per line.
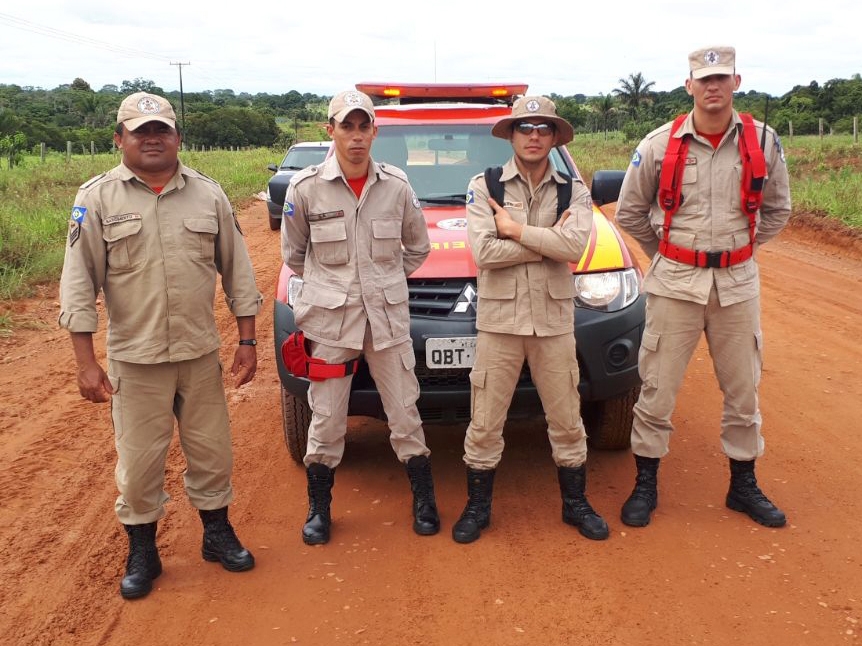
274, 294, 645, 426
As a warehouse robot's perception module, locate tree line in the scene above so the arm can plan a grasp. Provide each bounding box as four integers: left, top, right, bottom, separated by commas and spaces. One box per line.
1, 73, 861, 165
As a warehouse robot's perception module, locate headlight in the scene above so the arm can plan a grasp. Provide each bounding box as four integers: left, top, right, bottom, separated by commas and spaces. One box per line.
574, 268, 640, 312
287, 274, 303, 308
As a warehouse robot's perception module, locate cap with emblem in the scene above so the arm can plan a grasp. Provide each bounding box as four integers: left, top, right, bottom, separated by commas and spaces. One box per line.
117, 92, 177, 131
328, 90, 375, 123
491, 95, 574, 147
689, 46, 736, 79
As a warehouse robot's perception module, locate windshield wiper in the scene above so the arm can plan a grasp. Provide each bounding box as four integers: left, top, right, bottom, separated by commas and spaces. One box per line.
421, 194, 467, 205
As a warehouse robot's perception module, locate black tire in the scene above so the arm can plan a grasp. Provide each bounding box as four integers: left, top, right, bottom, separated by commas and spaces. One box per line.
268, 215, 281, 231
583, 386, 640, 451
281, 386, 311, 464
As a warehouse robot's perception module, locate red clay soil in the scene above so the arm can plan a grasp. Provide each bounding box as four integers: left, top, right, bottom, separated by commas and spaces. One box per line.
1, 201, 860, 646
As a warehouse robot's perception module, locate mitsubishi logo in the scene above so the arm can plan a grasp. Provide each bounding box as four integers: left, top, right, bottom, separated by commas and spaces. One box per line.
453, 283, 477, 314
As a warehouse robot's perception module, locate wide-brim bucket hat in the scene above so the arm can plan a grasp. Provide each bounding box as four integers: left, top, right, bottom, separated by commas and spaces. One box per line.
491, 95, 574, 146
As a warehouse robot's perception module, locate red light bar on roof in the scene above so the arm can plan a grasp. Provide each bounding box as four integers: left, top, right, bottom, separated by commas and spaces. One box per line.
356, 82, 528, 101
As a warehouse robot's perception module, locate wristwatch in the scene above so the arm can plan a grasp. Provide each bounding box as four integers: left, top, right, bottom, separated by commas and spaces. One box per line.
238, 339, 257, 346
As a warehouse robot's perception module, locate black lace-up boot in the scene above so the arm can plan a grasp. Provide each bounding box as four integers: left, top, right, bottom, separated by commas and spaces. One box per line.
452, 468, 495, 544
120, 522, 161, 599
199, 507, 255, 572
558, 465, 610, 540
621, 455, 660, 527
405, 455, 440, 535
726, 458, 787, 527
302, 462, 335, 545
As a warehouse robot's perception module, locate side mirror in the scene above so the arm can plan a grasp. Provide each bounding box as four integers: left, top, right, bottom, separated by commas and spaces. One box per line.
591, 170, 626, 206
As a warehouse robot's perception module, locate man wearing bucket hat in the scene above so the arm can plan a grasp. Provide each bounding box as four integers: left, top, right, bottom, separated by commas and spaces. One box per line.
451, 95, 609, 544
282, 89, 439, 545
59, 91, 262, 599
615, 46, 791, 529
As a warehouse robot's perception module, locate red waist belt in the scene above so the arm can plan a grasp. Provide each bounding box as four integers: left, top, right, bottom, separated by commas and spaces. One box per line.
658, 240, 753, 268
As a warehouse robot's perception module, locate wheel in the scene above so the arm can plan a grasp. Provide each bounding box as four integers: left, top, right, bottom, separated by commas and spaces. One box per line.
281, 386, 311, 464
268, 214, 281, 231
583, 386, 640, 451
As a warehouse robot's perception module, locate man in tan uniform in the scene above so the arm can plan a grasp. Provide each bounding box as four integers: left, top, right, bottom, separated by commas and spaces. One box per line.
281, 90, 439, 545
452, 96, 609, 544
59, 92, 262, 599
615, 46, 791, 528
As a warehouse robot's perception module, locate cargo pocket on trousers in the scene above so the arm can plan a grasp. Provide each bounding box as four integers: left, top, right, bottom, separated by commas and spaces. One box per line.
639, 331, 661, 389
753, 330, 764, 387
469, 369, 487, 429
399, 349, 420, 407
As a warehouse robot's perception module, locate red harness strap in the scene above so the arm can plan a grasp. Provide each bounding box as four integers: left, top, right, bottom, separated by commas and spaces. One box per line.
282, 331, 360, 382
657, 112, 766, 269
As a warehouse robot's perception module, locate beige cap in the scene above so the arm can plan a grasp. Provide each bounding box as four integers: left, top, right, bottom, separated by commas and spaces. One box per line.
117, 92, 177, 131
328, 90, 375, 123
689, 46, 736, 79
491, 95, 574, 147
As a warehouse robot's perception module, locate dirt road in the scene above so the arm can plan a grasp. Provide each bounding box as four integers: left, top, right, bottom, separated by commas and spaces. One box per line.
1, 201, 860, 646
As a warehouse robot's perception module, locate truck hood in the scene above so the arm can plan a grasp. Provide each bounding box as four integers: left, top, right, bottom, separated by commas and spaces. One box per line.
410, 205, 636, 279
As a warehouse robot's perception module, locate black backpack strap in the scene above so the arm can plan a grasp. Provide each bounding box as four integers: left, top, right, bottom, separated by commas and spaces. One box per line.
485, 166, 572, 222
483, 166, 505, 208
556, 171, 572, 221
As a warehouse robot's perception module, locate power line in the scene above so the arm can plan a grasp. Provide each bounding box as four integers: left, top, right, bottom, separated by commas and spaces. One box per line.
0, 11, 173, 62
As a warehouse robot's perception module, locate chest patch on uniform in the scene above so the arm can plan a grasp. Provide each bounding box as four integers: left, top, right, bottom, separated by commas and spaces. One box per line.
308, 210, 345, 222
103, 212, 142, 225
504, 201, 524, 210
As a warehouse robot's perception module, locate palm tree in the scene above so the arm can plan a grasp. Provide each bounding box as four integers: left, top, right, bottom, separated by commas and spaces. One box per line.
614, 72, 656, 118
590, 93, 618, 139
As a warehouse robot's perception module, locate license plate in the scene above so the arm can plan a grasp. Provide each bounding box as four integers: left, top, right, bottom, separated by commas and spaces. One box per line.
425, 337, 476, 369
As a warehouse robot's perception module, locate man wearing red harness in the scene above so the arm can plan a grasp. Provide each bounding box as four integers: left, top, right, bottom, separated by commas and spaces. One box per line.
282, 90, 439, 545
615, 46, 791, 529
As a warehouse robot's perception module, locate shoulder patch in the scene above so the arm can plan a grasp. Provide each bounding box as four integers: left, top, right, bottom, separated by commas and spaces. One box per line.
71, 206, 87, 223
631, 150, 641, 167
284, 201, 295, 218
411, 191, 420, 209
466, 189, 475, 205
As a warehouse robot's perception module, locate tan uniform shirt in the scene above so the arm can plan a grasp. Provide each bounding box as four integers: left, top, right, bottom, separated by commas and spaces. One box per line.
616, 110, 792, 306
466, 157, 594, 336
282, 155, 430, 351
58, 161, 262, 363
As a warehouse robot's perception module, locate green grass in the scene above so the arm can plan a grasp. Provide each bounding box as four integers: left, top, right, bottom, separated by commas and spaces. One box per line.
1, 133, 859, 326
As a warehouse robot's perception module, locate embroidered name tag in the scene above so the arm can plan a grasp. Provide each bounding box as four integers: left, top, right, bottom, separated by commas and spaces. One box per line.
308, 210, 345, 222
104, 212, 143, 225
503, 201, 524, 210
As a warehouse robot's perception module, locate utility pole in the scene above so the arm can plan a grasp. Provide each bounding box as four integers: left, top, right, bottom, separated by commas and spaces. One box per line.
170, 62, 190, 137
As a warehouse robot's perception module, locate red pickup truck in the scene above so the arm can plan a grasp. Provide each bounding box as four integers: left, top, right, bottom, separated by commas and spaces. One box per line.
274, 82, 645, 463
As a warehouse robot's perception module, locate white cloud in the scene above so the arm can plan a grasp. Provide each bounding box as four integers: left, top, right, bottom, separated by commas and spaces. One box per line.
1, 1, 859, 97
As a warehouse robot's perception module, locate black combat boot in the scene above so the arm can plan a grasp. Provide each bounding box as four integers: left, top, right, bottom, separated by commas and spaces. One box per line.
405, 455, 441, 536
452, 468, 495, 544
726, 458, 787, 527
120, 522, 162, 599
303, 462, 335, 545
199, 507, 255, 572
621, 455, 660, 527
558, 466, 610, 540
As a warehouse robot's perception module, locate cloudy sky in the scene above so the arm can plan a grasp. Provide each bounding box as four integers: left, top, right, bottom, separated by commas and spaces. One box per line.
2, 1, 858, 98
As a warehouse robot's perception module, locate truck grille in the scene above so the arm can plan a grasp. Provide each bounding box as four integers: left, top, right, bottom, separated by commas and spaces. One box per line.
408, 279, 475, 318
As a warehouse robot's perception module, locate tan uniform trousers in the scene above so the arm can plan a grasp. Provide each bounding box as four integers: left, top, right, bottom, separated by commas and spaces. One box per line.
465, 331, 587, 470
631, 288, 764, 461
304, 323, 429, 468
109, 350, 234, 525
